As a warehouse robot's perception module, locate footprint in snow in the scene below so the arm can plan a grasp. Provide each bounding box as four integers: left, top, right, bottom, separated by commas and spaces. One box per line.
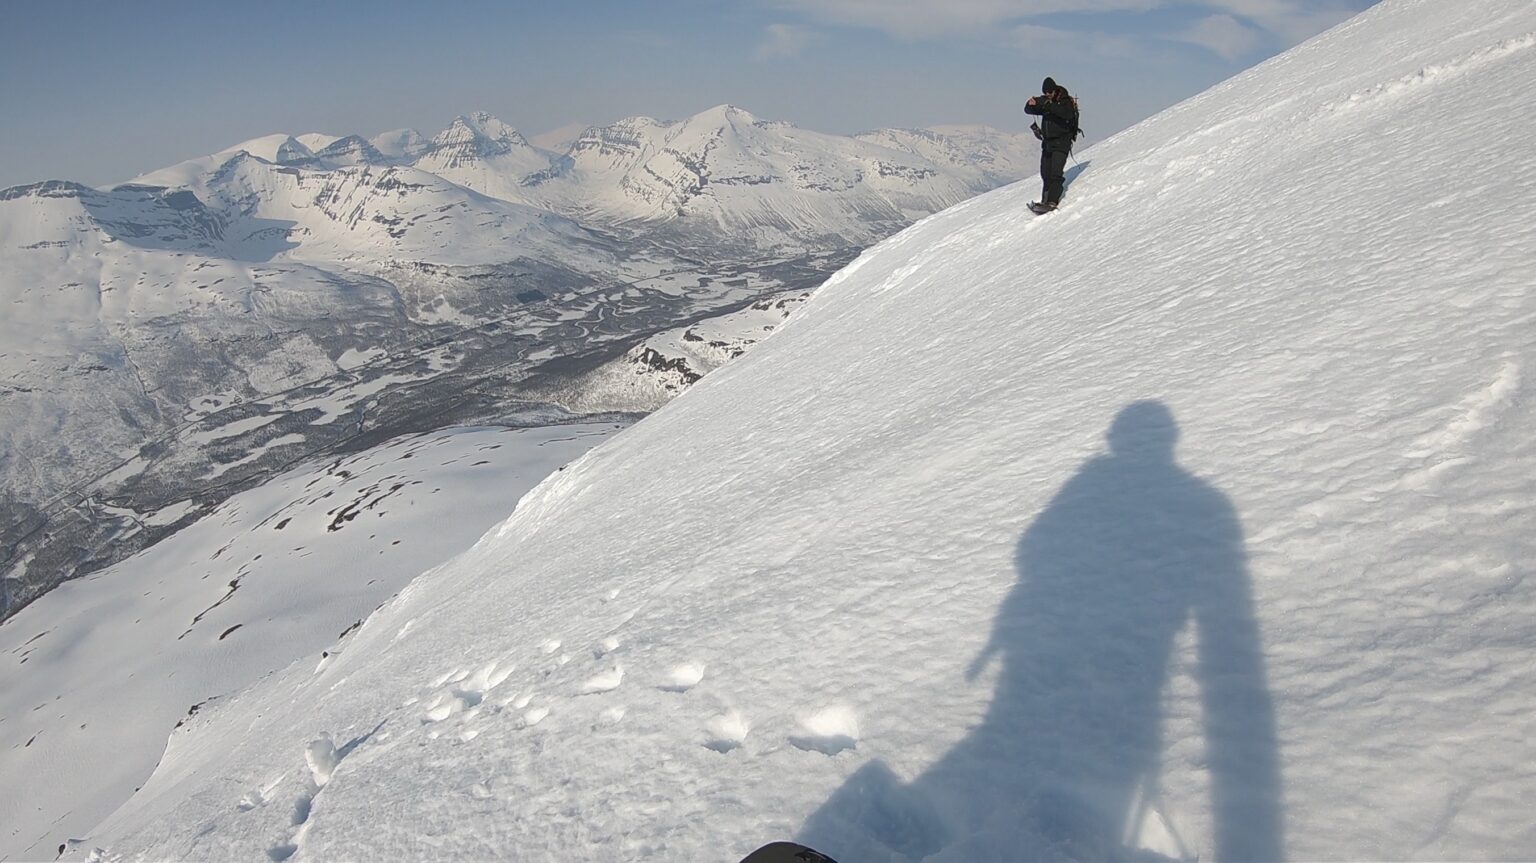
704, 710, 750, 753
431, 667, 472, 688
659, 662, 705, 693
266, 734, 342, 860
304, 736, 339, 787
593, 636, 621, 658
422, 661, 512, 724
580, 666, 623, 694
789, 706, 859, 756
499, 691, 535, 710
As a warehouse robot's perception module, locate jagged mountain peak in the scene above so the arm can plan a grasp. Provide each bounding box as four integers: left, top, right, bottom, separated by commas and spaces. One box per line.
410, 113, 549, 198
432, 112, 531, 153
0, 179, 225, 257
690, 103, 761, 126
315, 134, 388, 167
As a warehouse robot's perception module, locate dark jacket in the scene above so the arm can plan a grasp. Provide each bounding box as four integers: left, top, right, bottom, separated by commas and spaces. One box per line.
1025, 92, 1079, 152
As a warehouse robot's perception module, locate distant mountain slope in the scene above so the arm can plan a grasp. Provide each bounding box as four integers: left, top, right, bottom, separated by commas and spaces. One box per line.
0, 155, 630, 617
65, 0, 1536, 860
412, 111, 554, 204
525, 105, 1032, 252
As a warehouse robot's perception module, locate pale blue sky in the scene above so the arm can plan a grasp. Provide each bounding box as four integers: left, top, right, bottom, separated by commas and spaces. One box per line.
0, 0, 1377, 188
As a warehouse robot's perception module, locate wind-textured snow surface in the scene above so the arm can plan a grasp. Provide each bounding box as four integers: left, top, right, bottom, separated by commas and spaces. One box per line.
72, 0, 1536, 859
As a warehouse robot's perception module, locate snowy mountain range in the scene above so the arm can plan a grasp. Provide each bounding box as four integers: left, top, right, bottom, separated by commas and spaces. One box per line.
521, 105, 1035, 250
0, 109, 1033, 620
10, 0, 1530, 859
130, 106, 1035, 253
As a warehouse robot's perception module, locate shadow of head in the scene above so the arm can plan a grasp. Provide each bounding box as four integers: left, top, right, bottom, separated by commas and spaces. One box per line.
1107, 400, 1178, 462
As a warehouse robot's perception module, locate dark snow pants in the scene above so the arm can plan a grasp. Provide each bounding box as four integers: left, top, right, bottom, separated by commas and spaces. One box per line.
1040, 147, 1069, 205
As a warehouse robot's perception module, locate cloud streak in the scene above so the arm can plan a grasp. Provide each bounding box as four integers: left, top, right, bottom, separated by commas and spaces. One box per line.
769, 0, 1371, 57
1177, 14, 1263, 60
755, 23, 819, 60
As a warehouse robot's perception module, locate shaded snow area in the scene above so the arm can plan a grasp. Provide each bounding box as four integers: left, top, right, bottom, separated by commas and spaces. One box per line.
532, 290, 813, 414
0, 424, 619, 861
52, 0, 1536, 860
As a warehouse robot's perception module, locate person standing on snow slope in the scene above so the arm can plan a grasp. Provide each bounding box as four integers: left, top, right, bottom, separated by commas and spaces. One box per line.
1025, 77, 1080, 213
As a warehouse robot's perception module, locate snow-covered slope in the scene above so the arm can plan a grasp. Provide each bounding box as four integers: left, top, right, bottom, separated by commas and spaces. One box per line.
63, 0, 1536, 860
369, 128, 430, 163
527, 289, 814, 414
132, 134, 320, 188
0, 424, 620, 861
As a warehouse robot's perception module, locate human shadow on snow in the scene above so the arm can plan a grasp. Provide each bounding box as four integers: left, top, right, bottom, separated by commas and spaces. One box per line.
797, 401, 1283, 862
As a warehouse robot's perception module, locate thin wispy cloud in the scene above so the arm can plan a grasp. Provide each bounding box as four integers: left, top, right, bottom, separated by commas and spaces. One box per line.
1207, 0, 1361, 42
770, 0, 1366, 57
755, 23, 819, 60
1177, 14, 1263, 60
773, 0, 1156, 40
1010, 23, 1142, 58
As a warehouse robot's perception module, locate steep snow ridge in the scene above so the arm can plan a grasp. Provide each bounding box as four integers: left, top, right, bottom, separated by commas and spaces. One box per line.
412, 111, 552, 203
133, 134, 319, 188
239, 134, 317, 165
311, 134, 389, 168
0, 180, 221, 257
186, 153, 604, 265
69, 0, 1536, 861
530, 114, 672, 206
857, 125, 1037, 187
